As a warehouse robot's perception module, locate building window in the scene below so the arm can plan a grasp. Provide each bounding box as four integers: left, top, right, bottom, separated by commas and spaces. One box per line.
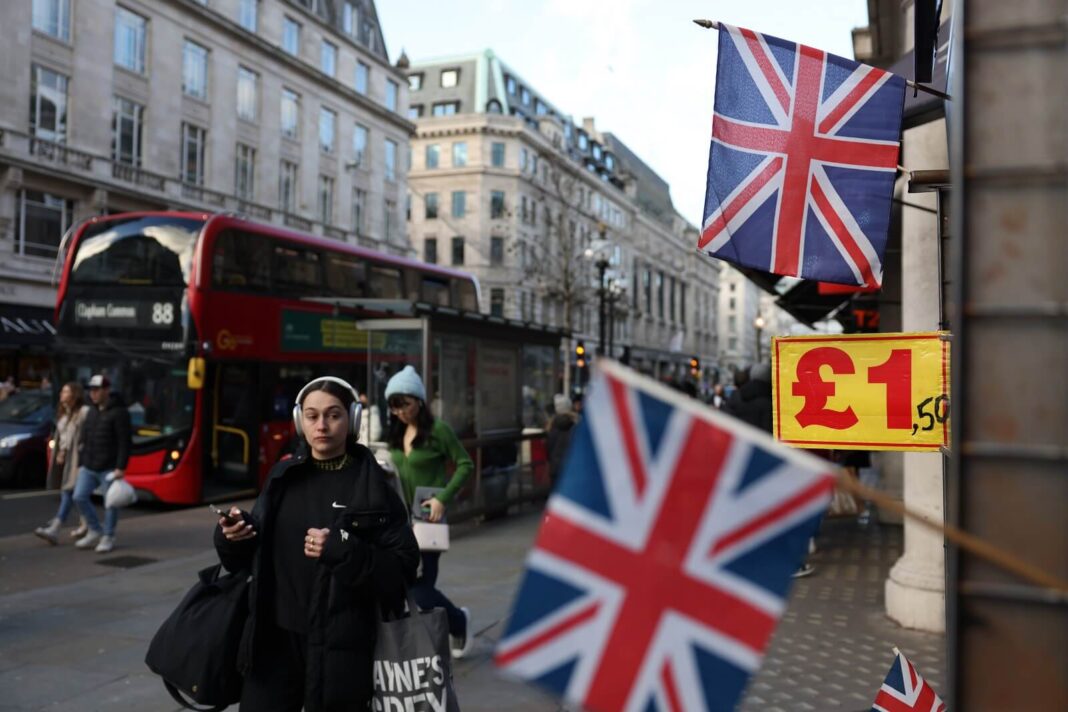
281, 88, 299, 139
643, 269, 652, 313
238, 0, 257, 31
30, 65, 68, 143
16, 190, 72, 258
180, 123, 206, 185
352, 123, 368, 166
318, 175, 334, 225
520, 87, 530, 105
578, 131, 588, 151
491, 142, 505, 167
490, 236, 504, 266
490, 191, 505, 219
451, 191, 465, 218
385, 80, 398, 112
352, 187, 366, 233
452, 142, 467, 167
490, 288, 504, 317
279, 160, 298, 212
114, 7, 147, 73
320, 40, 337, 77
656, 271, 665, 319
282, 16, 300, 55
112, 96, 143, 166
319, 107, 336, 153
384, 139, 397, 181
182, 40, 209, 100
408, 105, 423, 120
234, 143, 256, 200
384, 198, 397, 242
451, 237, 464, 266
409, 73, 423, 91
535, 99, 547, 116
440, 69, 459, 88
342, 1, 358, 38
424, 238, 437, 264
33, 0, 70, 41
728, 337, 737, 351
424, 192, 438, 219
236, 66, 257, 122
681, 284, 687, 325
505, 75, 516, 94
425, 144, 439, 169
431, 101, 458, 117
354, 61, 369, 94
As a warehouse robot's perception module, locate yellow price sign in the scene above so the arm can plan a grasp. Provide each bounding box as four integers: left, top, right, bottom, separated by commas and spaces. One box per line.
772, 332, 950, 451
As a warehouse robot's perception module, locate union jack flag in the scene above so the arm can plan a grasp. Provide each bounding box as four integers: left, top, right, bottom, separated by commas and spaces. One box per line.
495, 362, 836, 712
700, 24, 905, 288
872, 649, 947, 712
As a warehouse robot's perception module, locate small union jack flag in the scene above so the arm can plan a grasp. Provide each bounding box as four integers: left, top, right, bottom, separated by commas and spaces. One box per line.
700, 24, 905, 288
872, 649, 947, 712
495, 361, 836, 712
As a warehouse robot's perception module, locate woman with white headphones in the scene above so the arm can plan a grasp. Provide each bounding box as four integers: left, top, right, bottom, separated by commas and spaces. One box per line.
215, 376, 418, 712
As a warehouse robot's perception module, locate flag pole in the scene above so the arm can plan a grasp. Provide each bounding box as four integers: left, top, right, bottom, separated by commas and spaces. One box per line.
693, 19, 952, 101
835, 471, 1068, 593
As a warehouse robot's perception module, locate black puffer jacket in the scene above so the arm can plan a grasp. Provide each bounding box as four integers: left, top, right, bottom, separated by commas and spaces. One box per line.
214, 444, 419, 711
724, 378, 773, 434
546, 413, 578, 484
80, 394, 131, 471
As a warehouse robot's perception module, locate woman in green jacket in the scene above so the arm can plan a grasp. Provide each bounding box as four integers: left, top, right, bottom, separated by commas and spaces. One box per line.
385, 366, 474, 658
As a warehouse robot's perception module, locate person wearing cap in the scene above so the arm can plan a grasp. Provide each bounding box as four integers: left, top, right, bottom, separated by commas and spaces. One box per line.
546, 394, 579, 486
384, 365, 475, 658
72, 374, 131, 553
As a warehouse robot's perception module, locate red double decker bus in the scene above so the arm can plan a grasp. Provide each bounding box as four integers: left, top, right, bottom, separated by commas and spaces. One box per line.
53, 211, 480, 504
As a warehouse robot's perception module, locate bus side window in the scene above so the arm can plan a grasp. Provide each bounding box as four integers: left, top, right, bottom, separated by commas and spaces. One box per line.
325, 254, 368, 298
455, 280, 479, 311
368, 265, 403, 299
421, 277, 450, 306
273, 244, 323, 296
211, 231, 270, 291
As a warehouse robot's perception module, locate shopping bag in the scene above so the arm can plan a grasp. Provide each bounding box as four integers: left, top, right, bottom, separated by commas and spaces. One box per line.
372, 594, 460, 712
412, 520, 450, 551
145, 563, 249, 711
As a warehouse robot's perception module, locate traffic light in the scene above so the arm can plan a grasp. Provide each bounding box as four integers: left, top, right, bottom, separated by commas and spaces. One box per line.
575, 341, 587, 369
690, 356, 700, 377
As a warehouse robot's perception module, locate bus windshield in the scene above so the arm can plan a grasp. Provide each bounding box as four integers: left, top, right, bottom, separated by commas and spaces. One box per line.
71, 216, 204, 286
60, 357, 195, 445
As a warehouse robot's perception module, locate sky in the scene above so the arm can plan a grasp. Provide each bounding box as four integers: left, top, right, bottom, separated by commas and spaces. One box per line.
376, 0, 870, 227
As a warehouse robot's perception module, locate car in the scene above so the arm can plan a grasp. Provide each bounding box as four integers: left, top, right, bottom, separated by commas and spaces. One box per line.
0, 390, 54, 487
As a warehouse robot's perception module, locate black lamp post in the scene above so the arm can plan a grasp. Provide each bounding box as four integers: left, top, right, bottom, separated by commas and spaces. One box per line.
596, 257, 609, 357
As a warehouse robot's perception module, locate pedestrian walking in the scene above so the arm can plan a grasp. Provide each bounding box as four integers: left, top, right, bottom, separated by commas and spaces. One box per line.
546, 393, 578, 486
385, 365, 475, 658
72, 374, 131, 553
33, 382, 90, 544
215, 376, 418, 712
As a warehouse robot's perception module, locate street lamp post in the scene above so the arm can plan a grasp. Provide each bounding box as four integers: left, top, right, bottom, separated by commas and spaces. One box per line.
596, 258, 609, 357
754, 314, 766, 363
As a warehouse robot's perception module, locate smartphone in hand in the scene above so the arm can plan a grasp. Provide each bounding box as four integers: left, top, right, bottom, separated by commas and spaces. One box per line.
209, 504, 241, 526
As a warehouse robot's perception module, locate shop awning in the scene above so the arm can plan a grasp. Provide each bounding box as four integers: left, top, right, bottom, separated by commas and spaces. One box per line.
0, 303, 56, 347
890, 20, 951, 130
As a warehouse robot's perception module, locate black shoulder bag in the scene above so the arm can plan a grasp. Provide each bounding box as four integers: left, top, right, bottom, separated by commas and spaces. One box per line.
145, 563, 250, 711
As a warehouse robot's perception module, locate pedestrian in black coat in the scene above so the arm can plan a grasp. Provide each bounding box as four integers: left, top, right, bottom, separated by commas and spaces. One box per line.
724, 363, 773, 434
546, 394, 578, 486
215, 378, 419, 712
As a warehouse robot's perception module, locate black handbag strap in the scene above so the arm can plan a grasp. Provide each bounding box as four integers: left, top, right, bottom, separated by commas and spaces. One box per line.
162, 680, 230, 712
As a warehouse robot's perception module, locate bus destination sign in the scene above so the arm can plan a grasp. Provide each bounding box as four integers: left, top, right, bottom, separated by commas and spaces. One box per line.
74, 300, 177, 329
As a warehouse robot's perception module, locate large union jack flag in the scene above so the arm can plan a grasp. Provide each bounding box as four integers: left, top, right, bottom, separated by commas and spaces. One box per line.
871, 649, 947, 712
700, 24, 905, 288
495, 362, 836, 712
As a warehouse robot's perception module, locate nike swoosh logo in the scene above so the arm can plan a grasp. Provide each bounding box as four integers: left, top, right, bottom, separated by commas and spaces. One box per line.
331, 502, 346, 509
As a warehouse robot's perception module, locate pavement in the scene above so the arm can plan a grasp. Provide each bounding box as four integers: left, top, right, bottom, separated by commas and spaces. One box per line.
0, 502, 946, 711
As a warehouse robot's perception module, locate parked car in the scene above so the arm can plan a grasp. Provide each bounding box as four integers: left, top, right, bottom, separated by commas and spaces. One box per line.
0, 390, 54, 487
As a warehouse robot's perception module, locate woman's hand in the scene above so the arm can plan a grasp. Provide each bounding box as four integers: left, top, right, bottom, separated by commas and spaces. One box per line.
305, 527, 331, 559
422, 497, 445, 523
221, 508, 255, 541
55, 450, 66, 465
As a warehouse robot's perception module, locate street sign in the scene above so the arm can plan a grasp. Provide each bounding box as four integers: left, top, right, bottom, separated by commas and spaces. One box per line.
772, 332, 950, 451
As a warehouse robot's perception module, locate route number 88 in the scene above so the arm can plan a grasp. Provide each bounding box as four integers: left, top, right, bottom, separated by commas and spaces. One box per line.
151, 302, 174, 325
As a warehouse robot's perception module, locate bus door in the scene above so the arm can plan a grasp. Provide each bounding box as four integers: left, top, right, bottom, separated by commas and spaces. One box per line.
205, 362, 259, 496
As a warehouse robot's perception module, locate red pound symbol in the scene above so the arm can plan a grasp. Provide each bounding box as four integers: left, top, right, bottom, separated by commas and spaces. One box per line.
791, 347, 859, 430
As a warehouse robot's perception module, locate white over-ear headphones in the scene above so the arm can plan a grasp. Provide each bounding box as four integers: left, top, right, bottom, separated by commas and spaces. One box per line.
292, 376, 363, 441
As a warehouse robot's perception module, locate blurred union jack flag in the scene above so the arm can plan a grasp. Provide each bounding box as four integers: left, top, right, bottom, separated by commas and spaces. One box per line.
495, 362, 836, 712
872, 649, 947, 712
700, 24, 905, 288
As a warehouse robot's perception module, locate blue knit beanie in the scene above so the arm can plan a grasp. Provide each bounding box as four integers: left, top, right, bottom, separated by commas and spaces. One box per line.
385, 366, 426, 402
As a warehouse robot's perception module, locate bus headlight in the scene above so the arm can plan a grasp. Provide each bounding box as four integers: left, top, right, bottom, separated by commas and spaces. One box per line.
162, 439, 187, 472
